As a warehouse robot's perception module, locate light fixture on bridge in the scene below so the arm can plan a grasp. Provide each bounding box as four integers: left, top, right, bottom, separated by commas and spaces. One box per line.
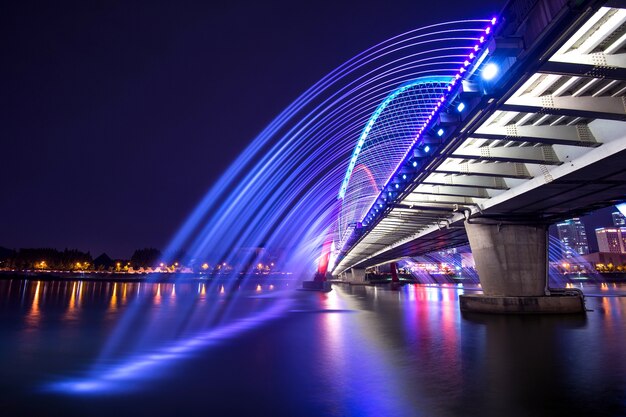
424, 145, 430, 153
402, 174, 407, 180
395, 183, 399, 189
412, 161, 418, 167
482, 63, 498, 80
437, 128, 444, 137
457, 102, 465, 112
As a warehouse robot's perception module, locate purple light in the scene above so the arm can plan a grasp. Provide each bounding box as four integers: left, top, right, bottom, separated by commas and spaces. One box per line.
485, 26, 491, 34
47, 297, 293, 394
491, 17, 497, 25
335, 17, 496, 256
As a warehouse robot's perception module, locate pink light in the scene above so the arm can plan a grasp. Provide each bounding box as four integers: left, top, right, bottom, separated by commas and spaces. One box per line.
485, 26, 491, 34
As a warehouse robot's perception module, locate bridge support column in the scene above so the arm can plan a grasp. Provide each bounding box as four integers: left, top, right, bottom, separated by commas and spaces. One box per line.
348, 268, 366, 284
390, 262, 399, 283
460, 221, 585, 314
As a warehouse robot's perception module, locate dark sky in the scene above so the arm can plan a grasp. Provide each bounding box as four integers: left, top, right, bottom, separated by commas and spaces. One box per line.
3, 0, 519, 258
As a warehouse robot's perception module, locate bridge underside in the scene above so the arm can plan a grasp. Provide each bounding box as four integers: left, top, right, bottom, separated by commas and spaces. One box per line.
334, 0, 626, 279
344, 146, 626, 269
333, 0, 626, 313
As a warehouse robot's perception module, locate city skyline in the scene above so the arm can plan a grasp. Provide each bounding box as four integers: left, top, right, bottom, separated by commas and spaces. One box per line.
556, 217, 590, 258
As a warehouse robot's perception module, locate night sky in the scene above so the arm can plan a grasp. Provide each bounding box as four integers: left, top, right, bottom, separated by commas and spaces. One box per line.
4, 0, 597, 259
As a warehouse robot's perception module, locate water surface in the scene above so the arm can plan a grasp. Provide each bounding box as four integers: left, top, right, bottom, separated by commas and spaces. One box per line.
0, 279, 625, 416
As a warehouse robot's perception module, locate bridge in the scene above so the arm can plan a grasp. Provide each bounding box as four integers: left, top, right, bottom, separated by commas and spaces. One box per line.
330, 0, 626, 313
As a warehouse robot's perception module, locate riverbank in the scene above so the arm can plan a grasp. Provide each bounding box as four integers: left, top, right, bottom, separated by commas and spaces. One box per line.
0, 270, 293, 283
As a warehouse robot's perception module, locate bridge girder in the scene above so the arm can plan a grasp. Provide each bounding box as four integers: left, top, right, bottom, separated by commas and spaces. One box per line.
333, 1, 626, 275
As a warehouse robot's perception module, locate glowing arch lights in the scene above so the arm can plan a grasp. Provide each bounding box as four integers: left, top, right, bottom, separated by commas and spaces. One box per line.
340, 16, 499, 241
337, 77, 455, 242
338, 77, 454, 200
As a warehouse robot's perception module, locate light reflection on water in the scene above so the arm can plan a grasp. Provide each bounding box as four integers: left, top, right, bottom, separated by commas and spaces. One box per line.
0, 279, 625, 416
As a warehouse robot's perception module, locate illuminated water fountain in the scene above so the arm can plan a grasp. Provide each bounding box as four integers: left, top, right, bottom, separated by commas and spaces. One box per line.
48, 18, 495, 393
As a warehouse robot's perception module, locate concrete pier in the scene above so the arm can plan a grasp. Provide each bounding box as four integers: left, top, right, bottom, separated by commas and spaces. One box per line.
348, 268, 366, 284
460, 221, 585, 314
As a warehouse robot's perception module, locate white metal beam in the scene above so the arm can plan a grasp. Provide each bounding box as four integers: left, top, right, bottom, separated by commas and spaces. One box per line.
450, 144, 561, 165
502, 95, 626, 120
472, 124, 600, 147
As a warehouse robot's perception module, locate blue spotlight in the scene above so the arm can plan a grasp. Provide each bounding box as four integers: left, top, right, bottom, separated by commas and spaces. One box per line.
457, 102, 465, 112
482, 63, 498, 80
437, 128, 444, 137
424, 145, 430, 153
412, 161, 418, 167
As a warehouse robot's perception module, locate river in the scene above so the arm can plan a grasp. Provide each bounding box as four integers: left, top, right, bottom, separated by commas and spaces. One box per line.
0, 278, 625, 416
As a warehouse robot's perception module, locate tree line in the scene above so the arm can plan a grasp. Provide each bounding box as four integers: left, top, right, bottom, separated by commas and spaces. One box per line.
0, 247, 162, 271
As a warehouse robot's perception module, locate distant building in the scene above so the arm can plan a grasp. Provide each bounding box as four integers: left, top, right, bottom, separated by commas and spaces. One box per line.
595, 227, 626, 253
612, 211, 626, 226
556, 218, 589, 257
580, 252, 626, 269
